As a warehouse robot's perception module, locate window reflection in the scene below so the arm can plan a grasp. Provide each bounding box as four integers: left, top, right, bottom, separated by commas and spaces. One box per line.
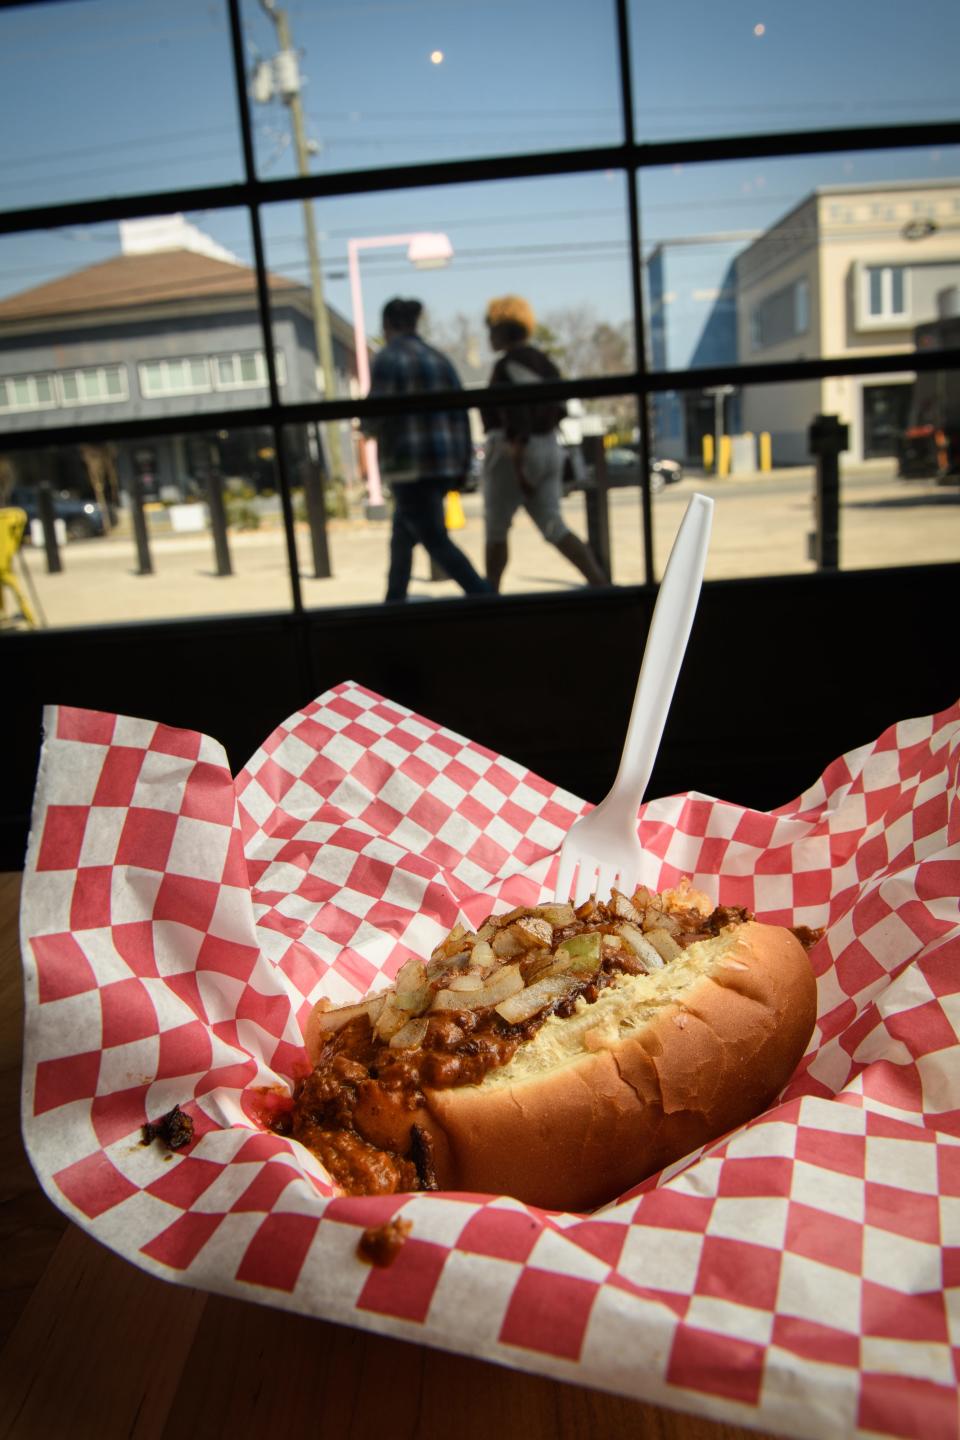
0, 212, 276, 433
0, 0, 244, 209
642, 152, 960, 472
240, 0, 621, 178
0, 429, 301, 630
629, 0, 960, 142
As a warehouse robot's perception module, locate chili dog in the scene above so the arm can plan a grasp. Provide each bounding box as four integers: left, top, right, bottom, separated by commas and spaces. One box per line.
278, 881, 818, 1211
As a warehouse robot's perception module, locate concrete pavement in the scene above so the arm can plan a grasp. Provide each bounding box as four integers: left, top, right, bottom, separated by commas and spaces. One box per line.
6, 464, 958, 630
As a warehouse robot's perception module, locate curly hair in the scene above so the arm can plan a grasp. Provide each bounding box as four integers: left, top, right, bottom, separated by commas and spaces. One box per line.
485, 294, 535, 339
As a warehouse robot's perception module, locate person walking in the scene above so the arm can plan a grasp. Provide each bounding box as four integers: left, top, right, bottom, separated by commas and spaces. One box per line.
480, 294, 608, 593
363, 297, 492, 603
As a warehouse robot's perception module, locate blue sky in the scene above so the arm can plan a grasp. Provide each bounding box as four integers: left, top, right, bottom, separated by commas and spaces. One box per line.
1, 0, 958, 368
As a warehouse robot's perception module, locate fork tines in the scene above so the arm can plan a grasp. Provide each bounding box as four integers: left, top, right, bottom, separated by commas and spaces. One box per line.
555, 851, 641, 908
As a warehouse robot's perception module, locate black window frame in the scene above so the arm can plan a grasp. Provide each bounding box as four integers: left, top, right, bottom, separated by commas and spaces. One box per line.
1, 0, 959, 612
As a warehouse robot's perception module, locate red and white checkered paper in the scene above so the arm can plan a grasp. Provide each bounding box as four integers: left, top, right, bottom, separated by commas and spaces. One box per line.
19, 682, 960, 1439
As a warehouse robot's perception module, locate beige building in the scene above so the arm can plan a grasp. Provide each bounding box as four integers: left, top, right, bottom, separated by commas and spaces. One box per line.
735, 179, 960, 465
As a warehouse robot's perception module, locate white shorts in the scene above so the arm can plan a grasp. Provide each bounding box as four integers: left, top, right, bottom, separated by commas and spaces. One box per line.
483, 431, 570, 545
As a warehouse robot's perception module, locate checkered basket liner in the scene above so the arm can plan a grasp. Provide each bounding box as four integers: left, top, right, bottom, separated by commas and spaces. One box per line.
19, 682, 960, 1439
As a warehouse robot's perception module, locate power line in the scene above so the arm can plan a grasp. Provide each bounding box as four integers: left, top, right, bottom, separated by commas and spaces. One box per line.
0, 19, 228, 62
0, 124, 243, 171
4, 149, 245, 194
3, 210, 959, 296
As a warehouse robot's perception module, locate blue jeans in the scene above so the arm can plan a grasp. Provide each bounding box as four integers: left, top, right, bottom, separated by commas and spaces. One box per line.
386, 478, 492, 602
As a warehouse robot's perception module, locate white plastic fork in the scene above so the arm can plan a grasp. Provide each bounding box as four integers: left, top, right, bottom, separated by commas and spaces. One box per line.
554, 492, 715, 906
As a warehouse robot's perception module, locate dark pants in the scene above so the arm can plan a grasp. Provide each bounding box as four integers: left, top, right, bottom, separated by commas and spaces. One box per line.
386, 478, 491, 602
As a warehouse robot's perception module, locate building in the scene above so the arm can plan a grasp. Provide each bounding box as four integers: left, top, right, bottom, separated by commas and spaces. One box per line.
735, 178, 960, 464
0, 214, 358, 501
646, 242, 741, 463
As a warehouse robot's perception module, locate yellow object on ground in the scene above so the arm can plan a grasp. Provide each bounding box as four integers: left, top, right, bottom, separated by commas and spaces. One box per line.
718, 434, 732, 478
444, 490, 466, 530
702, 434, 715, 472
0, 507, 36, 627
760, 432, 772, 472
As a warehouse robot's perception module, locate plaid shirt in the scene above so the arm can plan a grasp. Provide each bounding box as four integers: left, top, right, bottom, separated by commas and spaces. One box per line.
362, 334, 471, 484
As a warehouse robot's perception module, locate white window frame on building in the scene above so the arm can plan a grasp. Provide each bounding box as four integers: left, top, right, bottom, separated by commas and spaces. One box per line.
856, 261, 911, 329
138, 356, 213, 399
211, 350, 286, 391
58, 364, 129, 406
0, 371, 58, 412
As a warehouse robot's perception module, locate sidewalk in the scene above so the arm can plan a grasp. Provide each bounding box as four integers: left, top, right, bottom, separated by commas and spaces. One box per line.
6, 468, 958, 631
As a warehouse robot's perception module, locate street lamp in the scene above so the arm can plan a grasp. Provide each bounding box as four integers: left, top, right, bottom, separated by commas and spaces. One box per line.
347, 232, 454, 518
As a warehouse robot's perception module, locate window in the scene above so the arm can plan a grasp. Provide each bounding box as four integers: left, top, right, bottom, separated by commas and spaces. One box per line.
795, 279, 809, 336
138, 357, 212, 398
0, 372, 58, 412
0, 0, 956, 633
211, 350, 286, 390
865, 264, 907, 321
750, 278, 810, 351
58, 365, 128, 405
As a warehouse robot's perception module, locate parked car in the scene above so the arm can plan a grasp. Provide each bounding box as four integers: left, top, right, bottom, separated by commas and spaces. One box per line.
564, 444, 683, 495
9, 485, 111, 540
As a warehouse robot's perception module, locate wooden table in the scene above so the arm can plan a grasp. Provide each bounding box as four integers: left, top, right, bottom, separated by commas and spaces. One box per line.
1, 872, 779, 1439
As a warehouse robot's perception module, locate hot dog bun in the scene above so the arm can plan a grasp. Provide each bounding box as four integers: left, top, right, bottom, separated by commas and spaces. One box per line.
291, 885, 818, 1211
419, 920, 815, 1210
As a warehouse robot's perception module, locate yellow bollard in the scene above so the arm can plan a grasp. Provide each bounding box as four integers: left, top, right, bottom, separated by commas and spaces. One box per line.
444, 489, 465, 530
759, 432, 772, 472
702, 434, 715, 472
718, 434, 732, 478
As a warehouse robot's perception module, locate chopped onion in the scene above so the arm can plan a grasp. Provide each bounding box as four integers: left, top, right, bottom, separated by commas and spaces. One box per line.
446, 971, 484, 992
509, 916, 553, 950
395, 983, 433, 1013
470, 939, 495, 970
496, 905, 531, 927
534, 903, 576, 926
617, 922, 665, 969
609, 890, 641, 923
310, 993, 384, 1035
373, 991, 410, 1039
395, 958, 427, 991
388, 1015, 430, 1049
492, 928, 524, 958
522, 951, 558, 984
495, 974, 577, 1024
645, 927, 683, 963
431, 963, 523, 1011
430, 923, 469, 962
643, 906, 679, 935
425, 950, 469, 981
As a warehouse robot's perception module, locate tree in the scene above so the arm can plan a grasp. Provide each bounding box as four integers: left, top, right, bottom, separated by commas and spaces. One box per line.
423, 304, 638, 432
539, 307, 636, 432
419, 311, 487, 385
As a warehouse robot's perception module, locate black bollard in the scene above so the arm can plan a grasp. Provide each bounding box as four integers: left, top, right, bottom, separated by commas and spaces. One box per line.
581, 436, 613, 582
36, 482, 63, 573
130, 472, 154, 576
808, 414, 848, 572
302, 461, 332, 579
205, 471, 232, 577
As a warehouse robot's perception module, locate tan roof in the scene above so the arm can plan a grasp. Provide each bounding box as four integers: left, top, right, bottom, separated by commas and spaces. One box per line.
0, 248, 301, 323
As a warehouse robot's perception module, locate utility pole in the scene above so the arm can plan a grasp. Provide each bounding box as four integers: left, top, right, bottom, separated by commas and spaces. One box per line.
256, 1, 344, 483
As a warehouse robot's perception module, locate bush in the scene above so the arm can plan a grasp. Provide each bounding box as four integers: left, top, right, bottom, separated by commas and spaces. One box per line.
226, 500, 261, 531
292, 473, 350, 523
225, 476, 256, 501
